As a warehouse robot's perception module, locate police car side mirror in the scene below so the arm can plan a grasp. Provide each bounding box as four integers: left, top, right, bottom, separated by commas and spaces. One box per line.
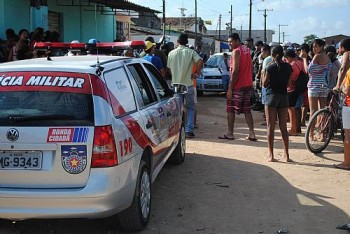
172, 84, 187, 94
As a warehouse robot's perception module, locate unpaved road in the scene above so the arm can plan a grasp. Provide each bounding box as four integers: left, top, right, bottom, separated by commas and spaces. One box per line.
0, 94, 348, 234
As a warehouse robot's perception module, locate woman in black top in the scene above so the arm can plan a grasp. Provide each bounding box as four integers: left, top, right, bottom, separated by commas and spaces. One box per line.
262, 45, 293, 162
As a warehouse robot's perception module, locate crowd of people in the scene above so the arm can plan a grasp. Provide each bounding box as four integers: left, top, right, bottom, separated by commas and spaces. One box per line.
0, 27, 61, 62
1, 27, 349, 169
219, 33, 350, 167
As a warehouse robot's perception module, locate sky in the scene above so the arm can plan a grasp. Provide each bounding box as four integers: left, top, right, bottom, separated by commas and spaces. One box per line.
128, 0, 350, 44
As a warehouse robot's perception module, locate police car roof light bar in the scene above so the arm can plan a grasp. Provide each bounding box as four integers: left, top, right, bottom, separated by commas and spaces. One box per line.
34, 41, 146, 52
34, 42, 86, 51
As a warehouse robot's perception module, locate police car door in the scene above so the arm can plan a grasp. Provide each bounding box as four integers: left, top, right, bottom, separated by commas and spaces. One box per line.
142, 63, 180, 148
126, 63, 167, 168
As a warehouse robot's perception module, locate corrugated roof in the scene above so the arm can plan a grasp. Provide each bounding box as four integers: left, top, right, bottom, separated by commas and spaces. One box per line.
89, 0, 161, 13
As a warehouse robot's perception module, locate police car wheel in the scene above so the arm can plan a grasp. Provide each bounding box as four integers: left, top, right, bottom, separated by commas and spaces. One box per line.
117, 160, 151, 231
169, 124, 186, 164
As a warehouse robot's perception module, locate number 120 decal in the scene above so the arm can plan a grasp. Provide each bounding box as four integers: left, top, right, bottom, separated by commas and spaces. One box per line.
119, 137, 132, 157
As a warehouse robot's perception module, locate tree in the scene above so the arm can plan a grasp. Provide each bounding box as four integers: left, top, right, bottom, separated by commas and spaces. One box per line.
303, 34, 318, 44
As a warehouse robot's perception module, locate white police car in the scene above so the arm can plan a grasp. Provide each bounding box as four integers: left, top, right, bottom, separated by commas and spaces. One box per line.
196, 52, 231, 95
0, 42, 185, 231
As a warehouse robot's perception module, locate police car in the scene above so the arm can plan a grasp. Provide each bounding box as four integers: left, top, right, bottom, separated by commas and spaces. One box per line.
196, 52, 231, 95
0, 41, 185, 231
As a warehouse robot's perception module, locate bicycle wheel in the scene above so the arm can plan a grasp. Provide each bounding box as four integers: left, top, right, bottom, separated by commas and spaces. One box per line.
305, 108, 334, 154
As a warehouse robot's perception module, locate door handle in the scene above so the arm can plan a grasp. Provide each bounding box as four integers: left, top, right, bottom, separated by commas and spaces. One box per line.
146, 121, 153, 129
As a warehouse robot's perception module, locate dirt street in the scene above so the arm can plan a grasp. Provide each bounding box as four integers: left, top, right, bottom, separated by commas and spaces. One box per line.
0, 94, 348, 234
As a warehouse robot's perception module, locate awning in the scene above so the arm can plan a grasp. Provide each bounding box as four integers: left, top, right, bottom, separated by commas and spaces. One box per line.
89, 0, 161, 14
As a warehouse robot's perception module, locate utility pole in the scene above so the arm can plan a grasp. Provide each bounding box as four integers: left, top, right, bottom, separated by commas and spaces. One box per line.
278, 24, 288, 44
218, 14, 222, 40
195, 0, 197, 46
240, 24, 243, 39
249, 0, 252, 37
282, 32, 290, 42
258, 8, 273, 43
162, 0, 165, 39
230, 5, 233, 34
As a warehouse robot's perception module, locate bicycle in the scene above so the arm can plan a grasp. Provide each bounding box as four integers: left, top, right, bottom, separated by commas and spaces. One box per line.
305, 89, 344, 154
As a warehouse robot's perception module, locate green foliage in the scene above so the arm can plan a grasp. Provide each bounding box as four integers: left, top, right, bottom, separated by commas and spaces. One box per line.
303, 34, 318, 44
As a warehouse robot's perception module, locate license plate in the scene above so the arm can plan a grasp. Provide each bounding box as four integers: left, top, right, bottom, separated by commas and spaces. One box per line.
0, 151, 43, 170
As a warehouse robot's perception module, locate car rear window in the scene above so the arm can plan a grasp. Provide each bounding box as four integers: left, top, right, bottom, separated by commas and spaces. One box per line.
0, 91, 94, 126
0, 71, 94, 126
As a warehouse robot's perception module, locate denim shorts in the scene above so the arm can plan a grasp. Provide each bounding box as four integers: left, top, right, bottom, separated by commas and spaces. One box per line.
295, 93, 304, 108
265, 93, 289, 108
308, 88, 329, 98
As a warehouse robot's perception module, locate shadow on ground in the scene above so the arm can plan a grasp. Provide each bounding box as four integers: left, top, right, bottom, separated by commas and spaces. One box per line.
1, 153, 348, 234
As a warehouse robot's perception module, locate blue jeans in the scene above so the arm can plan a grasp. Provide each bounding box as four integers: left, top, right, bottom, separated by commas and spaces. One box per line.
261, 87, 267, 105
222, 75, 229, 92
179, 86, 196, 133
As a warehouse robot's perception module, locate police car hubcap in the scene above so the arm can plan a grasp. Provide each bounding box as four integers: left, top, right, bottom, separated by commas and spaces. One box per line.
140, 171, 151, 219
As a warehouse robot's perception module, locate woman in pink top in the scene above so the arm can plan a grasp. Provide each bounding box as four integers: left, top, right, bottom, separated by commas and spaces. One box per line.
284, 49, 305, 135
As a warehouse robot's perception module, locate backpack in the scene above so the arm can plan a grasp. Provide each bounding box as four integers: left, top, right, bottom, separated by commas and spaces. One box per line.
294, 63, 308, 94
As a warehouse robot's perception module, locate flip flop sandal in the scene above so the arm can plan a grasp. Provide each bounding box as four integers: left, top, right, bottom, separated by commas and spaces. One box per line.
245, 136, 257, 141
218, 135, 235, 140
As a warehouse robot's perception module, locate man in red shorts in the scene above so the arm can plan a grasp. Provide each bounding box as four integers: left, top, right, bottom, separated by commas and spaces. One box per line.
219, 33, 257, 141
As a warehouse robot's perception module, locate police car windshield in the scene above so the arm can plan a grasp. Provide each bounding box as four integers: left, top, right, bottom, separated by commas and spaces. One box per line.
0, 91, 94, 126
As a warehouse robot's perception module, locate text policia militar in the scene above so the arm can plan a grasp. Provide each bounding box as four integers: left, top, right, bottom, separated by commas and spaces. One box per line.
0, 75, 85, 88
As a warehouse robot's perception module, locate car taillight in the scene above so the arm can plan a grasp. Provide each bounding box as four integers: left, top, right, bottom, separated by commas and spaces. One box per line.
92, 125, 118, 167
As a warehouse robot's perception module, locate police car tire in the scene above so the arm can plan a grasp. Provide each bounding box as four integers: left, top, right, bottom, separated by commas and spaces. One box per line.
169, 124, 186, 164
117, 160, 151, 231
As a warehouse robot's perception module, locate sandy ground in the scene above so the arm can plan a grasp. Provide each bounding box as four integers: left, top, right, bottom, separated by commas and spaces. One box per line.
0, 94, 348, 234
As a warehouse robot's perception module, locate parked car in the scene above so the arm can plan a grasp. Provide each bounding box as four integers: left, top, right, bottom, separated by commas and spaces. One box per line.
196, 52, 231, 95
0, 50, 185, 231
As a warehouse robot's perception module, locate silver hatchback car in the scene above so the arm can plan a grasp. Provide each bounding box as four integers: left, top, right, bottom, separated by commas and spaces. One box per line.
0, 46, 185, 231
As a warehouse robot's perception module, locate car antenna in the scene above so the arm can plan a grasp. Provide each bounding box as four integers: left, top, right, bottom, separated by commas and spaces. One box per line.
94, 3, 103, 75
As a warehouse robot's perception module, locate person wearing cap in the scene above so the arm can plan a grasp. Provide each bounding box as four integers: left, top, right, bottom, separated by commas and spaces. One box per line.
218, 33, 257, 141
140, 36, 167, 69
142, 41, 165, 77
88, 38, 99, 44
167, 33, 203, 138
